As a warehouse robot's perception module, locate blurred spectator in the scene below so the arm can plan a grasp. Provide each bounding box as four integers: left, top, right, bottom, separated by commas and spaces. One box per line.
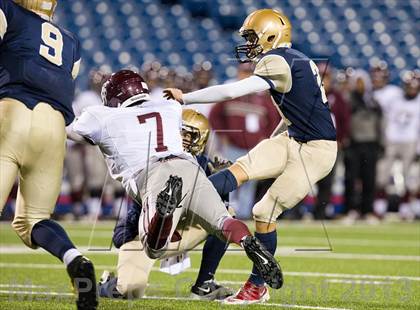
313, 62, 351, 219
188, 62, 214, 117
67, 70, 123, 220
371, 61, 400, 95
375, 70, 420, 219
142, 61, 166, 99
208, 63, 280, 218
343, 69, 383, 223
335, 68, 354, 103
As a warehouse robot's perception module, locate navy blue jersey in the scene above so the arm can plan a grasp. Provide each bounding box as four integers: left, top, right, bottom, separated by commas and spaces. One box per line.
258, 48, 336, 142
196, 154, 213, 176
0, 0, 80, 125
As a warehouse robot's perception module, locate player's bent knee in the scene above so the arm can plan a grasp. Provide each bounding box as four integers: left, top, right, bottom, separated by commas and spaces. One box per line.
117, 278, 148, 299
252, 182, 308, 223
11, 217, 37, 248
253, 193, 284, 224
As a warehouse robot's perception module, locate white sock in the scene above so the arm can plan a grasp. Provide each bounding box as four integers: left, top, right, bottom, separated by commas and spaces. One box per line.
63, 248, 83, 266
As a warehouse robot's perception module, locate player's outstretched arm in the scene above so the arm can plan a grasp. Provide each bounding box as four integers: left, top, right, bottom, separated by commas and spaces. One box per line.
66, 110, 102, 145
163, 75, 270, 105
66, 123, 95, 145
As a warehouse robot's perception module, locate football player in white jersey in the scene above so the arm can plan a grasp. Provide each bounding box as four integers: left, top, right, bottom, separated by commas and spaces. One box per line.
67, 70, 283, 292
376, 71, 420, 218
98, 110, 235, 300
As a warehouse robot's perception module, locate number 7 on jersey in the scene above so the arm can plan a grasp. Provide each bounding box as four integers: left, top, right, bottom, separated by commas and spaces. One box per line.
137, 112, 169, 152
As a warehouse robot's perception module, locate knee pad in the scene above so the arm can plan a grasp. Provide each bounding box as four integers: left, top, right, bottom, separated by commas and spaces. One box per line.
11, 216, 36, 248
252, 191, 285, 224
117, 273, 148, 299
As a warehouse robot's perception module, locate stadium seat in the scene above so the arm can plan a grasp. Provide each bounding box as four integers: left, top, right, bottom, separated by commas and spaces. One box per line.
54, 0, 419, 90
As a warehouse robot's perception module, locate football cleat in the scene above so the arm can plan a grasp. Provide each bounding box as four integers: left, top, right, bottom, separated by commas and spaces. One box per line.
242, 236, 283, 289
190, 279, 234, 300
146, 175, 184, 258
155, 175, 183, 217
223, 280, 269, 304
66, 256, 98, 310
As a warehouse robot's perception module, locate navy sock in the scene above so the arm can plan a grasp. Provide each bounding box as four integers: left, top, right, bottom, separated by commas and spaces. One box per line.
208, 169, 238, 196
194, 235, 228, 286
31, 219, 76, 261
248, 230, 277, 286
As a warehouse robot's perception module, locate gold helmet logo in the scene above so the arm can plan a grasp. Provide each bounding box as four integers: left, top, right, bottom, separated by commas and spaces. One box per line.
14, 0, 58, 20
235, 9, 292, 62
182, 109, 210, 156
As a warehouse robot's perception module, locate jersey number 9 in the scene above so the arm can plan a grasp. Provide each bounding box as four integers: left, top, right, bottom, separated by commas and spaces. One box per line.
39, 22, 63, 66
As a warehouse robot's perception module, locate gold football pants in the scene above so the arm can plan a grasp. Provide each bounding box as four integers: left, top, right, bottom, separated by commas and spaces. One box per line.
237, 131, 337, 223
0, 98, 66, 247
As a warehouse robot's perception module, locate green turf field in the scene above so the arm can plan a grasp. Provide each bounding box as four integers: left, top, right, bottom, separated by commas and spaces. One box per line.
0, 221, 419, 309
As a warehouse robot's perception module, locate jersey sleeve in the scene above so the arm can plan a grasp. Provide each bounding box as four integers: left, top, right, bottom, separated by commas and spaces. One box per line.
254, 54, 292, 93
0, 0, 13, 43
71, 37, 81, 79
73, 108, 103, 144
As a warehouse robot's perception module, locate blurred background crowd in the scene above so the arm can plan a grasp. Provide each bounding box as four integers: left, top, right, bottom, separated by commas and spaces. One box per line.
1, 0, 419, 223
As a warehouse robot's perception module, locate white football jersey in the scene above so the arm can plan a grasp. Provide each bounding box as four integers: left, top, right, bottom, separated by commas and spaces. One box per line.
73, 99, 191, 192
378, 89, 420, 143
72, 90, 103, 117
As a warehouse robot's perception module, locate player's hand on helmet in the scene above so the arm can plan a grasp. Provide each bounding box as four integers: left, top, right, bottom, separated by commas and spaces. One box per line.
163, 88, 184, 104
209, 156, 233, 173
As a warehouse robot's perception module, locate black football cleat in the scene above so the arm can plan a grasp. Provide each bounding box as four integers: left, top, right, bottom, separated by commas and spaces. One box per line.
191, 279, 234, 300
67, 256, 98, 310
156, 175, 183, 217
242, 236, 283, 289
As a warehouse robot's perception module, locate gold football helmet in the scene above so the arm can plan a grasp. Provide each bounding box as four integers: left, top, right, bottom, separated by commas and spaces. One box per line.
14, 0, 57, 20
235, 9, 292, 62
182, 109, 210, 156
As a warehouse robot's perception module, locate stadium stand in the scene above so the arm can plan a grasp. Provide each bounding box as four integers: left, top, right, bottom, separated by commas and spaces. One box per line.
54, 0, 419, 88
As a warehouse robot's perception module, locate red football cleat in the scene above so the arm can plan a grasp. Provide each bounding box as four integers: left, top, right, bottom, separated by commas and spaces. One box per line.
223, 280, 270, 304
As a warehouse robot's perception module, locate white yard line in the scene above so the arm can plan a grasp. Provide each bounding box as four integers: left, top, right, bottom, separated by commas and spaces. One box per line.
286, 252, 420, 261
1, 262, 419, 282
22, 230, 418, 248
326, 279, 393, 285
1, 245, 419, 261
279, 237, 419, 248
281, 271, 420, 281
0, 284, 49, 288
37, 231, 419, 248
219, 279, 392, 286
145, 296, 351, 310
0, 289, 73, 296
0, 289, 350, 310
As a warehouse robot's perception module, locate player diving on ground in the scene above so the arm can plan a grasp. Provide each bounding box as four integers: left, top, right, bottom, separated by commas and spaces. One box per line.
66, 70, 284, 295
98, 109, 237, 300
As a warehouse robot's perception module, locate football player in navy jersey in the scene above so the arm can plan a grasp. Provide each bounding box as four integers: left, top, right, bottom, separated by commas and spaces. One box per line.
164, 9, 337, 304
0, 1, 97, 309
99, 109, 235, 300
